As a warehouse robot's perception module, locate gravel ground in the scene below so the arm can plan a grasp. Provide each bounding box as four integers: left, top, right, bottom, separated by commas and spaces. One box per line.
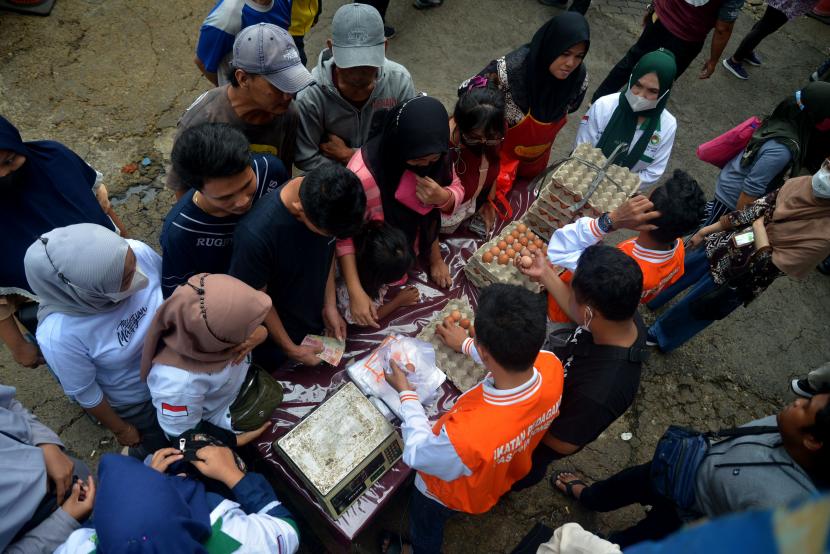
1, 0, 828, 551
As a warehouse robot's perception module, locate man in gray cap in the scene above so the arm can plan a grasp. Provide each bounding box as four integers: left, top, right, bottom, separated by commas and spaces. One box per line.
294, 3, 415, 172
168, 23, 313, 198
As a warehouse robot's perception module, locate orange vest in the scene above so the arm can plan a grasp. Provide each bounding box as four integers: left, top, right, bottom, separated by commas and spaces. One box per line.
547, 238, 685, 322
419, 351, 564, 514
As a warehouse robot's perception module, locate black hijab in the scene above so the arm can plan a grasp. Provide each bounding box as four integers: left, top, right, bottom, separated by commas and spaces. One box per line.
525, 12, 590, 123
743, 82, 830, 178
361, 95, 452, 258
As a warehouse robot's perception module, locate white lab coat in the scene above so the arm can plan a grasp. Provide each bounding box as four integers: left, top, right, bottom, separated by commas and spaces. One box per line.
574, 93, 677, 188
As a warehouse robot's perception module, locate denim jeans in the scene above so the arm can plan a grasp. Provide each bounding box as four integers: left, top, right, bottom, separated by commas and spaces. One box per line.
579, 462, 682, 547
409, 488, 457, 554
647, 247, 742, 352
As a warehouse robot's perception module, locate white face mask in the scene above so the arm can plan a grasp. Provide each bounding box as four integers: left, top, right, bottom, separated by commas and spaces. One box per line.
684, 0, 710, 6
102, 266, 149, 303
625, 87, 659, 113
812, 166, 830, 199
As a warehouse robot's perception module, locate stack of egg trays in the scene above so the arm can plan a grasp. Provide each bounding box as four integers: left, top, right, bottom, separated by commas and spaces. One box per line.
416, 297, 483, 392
463, 221, 543, 294
524, 145, 640, 242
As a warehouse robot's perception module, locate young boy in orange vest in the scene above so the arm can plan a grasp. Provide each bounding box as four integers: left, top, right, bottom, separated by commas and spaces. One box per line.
384, 284, 564, 553
545, 169, 705, 324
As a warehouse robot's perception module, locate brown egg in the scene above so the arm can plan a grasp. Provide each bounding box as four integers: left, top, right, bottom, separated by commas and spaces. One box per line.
506, 235, 516, 245
511, 230, 520, 239
519, 236, 529, 246
482, 251, 494, 263
443, 316, 455, 327
497, 253, 509, 265
506, 247, 516, 258
489, 246, 501, 256
459, 318, 471, 329
521, 247, 531, 257
534, 239, 545, 249
450, 310, 462, 322
497, 240, 508, 250
520, 255, 533, 268
528, 243, 537, 252
517, 223, 528, 233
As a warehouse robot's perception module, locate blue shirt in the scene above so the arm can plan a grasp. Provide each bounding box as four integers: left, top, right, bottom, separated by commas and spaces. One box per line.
714, 139, 792, 209
196, 0, 293, 73
159, 154, 286, 297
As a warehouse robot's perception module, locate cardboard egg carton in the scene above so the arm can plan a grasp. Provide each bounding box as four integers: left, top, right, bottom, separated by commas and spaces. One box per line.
416, 297, 484, 392
464, 221, 545, 293
524, 143, 641, 241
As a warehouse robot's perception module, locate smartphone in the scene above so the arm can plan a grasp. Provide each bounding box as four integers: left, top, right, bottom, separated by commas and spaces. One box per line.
732, 229, 754, 247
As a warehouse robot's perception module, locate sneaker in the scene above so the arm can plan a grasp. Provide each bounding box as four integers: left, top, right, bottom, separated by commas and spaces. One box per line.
741, 51, 762, 67
384, 25, 396, 39
645, 329, 658, 347
412, 0, 442, 8
791, 378, 819, 398
722, 58, 749, 80
539, 0, 569, 6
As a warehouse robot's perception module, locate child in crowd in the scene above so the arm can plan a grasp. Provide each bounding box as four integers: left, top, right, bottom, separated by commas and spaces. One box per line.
441, 80, 506, 235
384, 284, 565, 552
336, 221, 420, 325
142, 273, 272, 446
543, 169, 705, 325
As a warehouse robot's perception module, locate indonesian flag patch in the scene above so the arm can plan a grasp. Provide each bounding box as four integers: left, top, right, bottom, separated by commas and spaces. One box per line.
161, 403, 188, 418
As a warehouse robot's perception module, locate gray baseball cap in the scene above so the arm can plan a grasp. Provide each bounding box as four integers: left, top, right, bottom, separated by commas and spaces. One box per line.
331, 3, 386, 69
232, 23, 314, 94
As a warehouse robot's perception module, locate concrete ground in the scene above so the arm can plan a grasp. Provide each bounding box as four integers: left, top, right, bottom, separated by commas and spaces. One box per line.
1, 0, 828, 551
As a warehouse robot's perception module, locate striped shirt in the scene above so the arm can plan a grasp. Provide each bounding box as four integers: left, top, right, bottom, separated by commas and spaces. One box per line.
159, 154, 286, 297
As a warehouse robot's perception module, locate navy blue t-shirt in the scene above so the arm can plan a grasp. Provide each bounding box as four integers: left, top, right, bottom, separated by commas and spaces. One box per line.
159, 154, 287, 297
228, 185, 334, 346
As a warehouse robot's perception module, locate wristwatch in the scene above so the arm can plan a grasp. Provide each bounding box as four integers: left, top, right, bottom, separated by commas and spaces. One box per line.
598, 212, 614, 233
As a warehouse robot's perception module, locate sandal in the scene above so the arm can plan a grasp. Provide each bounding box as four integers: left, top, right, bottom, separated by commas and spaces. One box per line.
550, 470, 587, 500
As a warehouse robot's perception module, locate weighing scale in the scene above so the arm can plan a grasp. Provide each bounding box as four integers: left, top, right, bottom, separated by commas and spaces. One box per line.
275, 382, 403, 519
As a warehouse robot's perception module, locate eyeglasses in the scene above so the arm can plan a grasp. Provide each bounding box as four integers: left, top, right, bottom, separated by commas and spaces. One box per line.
461, 133, 504, 147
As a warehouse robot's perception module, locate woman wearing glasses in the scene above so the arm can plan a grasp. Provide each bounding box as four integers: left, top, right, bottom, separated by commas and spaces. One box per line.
23, 223, 168, 458
574, 49, 678, 190
441, 80, 507, 235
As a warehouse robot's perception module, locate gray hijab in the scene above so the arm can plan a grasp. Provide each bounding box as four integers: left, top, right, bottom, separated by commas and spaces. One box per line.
24, 223, 130, 322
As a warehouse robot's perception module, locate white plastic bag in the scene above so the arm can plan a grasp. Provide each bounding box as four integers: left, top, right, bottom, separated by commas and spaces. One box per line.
347, 334, 446, 419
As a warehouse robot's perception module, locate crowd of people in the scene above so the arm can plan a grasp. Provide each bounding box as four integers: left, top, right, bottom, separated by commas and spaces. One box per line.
1, 1, 829, 553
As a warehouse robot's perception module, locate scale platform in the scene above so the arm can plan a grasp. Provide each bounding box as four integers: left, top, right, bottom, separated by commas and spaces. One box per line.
275, 382, 403, 519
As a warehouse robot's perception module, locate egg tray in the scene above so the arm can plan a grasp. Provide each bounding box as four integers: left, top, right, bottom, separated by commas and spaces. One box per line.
416, 297, 484, 392
523, 145, 641, 242
463, 221, 544, 293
